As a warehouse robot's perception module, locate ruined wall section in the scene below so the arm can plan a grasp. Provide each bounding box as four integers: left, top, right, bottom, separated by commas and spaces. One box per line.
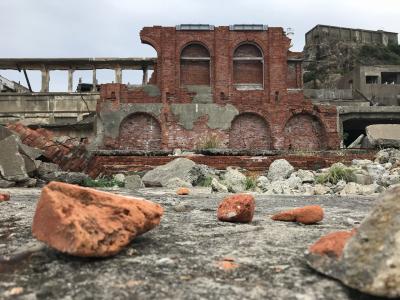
95, 26, 339, 151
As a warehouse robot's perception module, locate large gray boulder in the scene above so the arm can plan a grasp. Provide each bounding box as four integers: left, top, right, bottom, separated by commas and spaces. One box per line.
307, 186, 400, 297
267, 159, 294, 181
366, 124, 400, 148
0, 135, 30, 182
142, 158, 196, 187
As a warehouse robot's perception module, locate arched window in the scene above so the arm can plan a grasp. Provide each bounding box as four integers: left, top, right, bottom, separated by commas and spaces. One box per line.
180, 43, 211, 86
233, 43, 263, 90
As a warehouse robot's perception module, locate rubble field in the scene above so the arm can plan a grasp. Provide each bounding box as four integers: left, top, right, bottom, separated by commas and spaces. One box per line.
0, 187, 385, 300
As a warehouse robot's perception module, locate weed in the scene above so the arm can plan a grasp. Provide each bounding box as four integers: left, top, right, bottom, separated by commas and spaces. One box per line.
82, 178, 124, 188
245, 176, 257, 191
316, 165, 355, 184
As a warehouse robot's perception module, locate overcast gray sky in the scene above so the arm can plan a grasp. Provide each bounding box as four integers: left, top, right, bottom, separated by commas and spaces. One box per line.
1, 0, 399, 91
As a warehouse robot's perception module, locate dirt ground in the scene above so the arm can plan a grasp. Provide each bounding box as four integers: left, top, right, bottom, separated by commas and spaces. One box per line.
0, 187, 387, 300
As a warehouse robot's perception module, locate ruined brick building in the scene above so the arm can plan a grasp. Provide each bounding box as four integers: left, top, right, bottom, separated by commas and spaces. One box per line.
95, 24, 340, 151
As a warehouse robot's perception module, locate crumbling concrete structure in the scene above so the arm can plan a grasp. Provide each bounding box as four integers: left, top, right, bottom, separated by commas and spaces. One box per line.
95, 24, 340, 151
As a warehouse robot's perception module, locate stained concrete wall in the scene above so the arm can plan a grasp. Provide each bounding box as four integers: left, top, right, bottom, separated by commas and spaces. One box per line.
0, 93, 98, 125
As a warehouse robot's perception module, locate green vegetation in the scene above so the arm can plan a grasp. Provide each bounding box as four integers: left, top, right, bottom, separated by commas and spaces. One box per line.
196, 134, 221, 150
245, 176, 257, 191
316, 165, 355, 185
82, 178, 125, 188
197, 176, 213, 187
358, 44, 400, 65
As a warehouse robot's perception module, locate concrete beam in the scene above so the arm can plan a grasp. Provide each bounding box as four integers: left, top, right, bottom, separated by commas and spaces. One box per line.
0, 58, 156, 71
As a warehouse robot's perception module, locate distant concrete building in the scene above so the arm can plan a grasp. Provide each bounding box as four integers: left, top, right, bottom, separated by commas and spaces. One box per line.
337, 65, 400, 106
306, 25, 398, 47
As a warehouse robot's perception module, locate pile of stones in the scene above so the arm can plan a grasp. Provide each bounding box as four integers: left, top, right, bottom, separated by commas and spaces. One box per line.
0, 126, 89, 188
116, 149, 400, 197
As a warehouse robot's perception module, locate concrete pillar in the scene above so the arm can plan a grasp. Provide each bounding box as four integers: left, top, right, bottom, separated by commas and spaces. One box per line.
115, 66, 122, 84
92, 68, 97, 92
41, 68, 50, 92
68, 69, 74, 92
142, 67, 148, 85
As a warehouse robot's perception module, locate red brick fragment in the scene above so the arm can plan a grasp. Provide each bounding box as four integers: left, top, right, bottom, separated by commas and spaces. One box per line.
309, 230, 356, 258
176, 187, 190, 195
271, 205, 324, 225
32, 182, 163, 257
0, 193, 10, 202
217, 194, 255, 223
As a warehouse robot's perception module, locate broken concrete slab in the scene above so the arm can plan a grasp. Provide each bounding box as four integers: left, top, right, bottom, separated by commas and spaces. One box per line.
366, 124, 400, 148
142, 158, 196, 187
306, 186, 400, 298
0, 135, 30, 182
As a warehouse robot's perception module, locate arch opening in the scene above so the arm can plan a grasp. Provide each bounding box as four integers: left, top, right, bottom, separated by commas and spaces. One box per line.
284, 114, 326, 150
118, 113, 162, 150
229, 113, 271, 150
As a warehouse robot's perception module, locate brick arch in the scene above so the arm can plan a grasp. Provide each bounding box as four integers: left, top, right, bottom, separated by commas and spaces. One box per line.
229, 113, 271, 150
119, 113, 162, 150
284, 114, 326, 150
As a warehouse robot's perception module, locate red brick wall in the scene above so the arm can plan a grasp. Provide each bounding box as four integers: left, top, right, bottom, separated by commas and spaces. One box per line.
180, 61, 210, 86
118, 113, 162, 150
229, 113, 271, 149
233, 61, 263, 85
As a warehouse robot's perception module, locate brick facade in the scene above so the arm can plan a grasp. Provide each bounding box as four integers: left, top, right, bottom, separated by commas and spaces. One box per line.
96, 25, 340, 151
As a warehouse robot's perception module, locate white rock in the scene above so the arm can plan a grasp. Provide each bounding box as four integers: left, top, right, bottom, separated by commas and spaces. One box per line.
113, 173, 126, 183
267, 159, 294, 181
164, 177, 193, 188
211, 178, 228, 193
366, 163, 386, 182
256, 176, 270, 192
286, 175, 302, 189
313, 184, 331, 195
294, 169, 315, 184
125, 175, 144, 190
352, 159, 373, 168
223, 167, 246, 193
332, 180, 347, 193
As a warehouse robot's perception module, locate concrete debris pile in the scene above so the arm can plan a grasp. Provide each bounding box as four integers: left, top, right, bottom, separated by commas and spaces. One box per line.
127, 149, 400, 196
0, 125, 89, 187
306, 186, 400, 298
32, 182, 163, 257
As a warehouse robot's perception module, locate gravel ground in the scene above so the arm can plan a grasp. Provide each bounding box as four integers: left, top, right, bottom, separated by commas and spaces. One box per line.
0, 187, 388, 300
